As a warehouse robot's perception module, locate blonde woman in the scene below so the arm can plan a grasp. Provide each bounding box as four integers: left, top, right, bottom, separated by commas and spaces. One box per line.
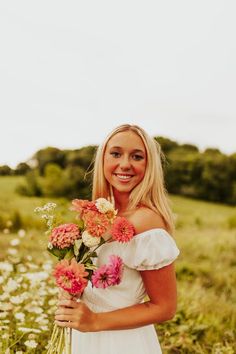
55, 124, 180, 354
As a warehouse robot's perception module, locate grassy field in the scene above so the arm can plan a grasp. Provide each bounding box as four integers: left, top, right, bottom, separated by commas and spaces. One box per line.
0, 176, 235, 353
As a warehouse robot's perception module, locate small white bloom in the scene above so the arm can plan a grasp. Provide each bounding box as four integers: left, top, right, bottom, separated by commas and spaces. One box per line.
0, 262, 13, 273
10, 238, 20, 246
95, 198, 115, 214
19, 327, 41, 334
7, 248, 17, 256
82, 231, 101, 248
40, 325, 48, 331
18, 265, 27, 273
0, 276, 4, 284
0, 303, 13, 311
3, 228, 10, 234
24, 339, 38, 348
3, 278, 18, 293
15, 312, 25, 321
16, 351, 23, 354
42, 262, 52, 271
18, 229, 26, 238
10, 295, 24, 305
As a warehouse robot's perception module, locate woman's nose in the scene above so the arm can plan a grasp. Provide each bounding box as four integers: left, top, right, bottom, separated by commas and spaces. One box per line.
119, 156, 131, 170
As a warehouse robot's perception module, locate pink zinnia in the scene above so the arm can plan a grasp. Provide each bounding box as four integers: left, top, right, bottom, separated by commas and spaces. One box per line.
53, 258, 88, 295
92, 255, 124, 288
71, 199, 97, 216
49, 223, 81, 249
83, 210, 110, 237
110, 217, 135, 243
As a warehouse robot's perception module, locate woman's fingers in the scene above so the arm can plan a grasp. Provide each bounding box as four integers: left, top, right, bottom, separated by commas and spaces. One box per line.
58, 299, 79, 308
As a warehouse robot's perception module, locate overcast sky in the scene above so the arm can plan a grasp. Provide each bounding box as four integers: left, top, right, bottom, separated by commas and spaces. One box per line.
1, 1, 235, 167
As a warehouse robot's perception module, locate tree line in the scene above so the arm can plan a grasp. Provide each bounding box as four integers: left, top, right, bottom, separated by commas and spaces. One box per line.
1, 137, 236, 205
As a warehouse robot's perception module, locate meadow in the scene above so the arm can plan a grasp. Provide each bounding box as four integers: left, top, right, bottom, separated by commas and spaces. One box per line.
0, 176, 235, 353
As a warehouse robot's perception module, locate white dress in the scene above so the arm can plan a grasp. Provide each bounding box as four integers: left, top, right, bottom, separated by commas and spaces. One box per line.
71, 228, 180, 354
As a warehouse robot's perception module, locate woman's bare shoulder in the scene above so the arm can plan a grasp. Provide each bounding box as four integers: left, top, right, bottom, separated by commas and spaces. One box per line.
128, 206, 167, 235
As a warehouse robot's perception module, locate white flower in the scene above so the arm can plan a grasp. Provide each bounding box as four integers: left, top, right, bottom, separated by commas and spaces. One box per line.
24, 304, 43, 314
18, 265, 27, 273
40, 325, 48, 331
7, 248, 17, 256
0, 303, 13, 311
19, 327, 41, 333
18, 229, 26, 238
0, 276, 4, 284
15, 312, 25, 321
10, 238, 20, 246
0, 262, 13, 273
42, 262, 52, 271
3, 228, 10, 234
16, 351, 23, 354
10, 295, 24, 305
82, 231, 101, 247
3, 278, 18, 293
95, 198, 116, 214
24, 339, 38, 348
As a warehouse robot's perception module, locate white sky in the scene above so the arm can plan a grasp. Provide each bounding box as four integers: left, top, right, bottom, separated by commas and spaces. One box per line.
1, 1, 236, 167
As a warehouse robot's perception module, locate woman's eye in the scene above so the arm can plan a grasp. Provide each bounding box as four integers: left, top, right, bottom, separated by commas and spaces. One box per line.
132, 154, 143, 161
110, 152, 121, 158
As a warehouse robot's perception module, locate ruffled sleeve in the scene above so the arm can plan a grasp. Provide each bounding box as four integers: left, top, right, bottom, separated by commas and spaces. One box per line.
122, 228, 180, 271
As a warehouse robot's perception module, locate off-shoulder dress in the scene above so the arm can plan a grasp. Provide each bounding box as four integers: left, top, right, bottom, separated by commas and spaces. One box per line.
71, 228, 180, 354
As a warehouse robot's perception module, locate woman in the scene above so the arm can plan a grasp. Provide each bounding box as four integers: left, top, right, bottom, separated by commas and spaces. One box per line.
55, 124, 180, 354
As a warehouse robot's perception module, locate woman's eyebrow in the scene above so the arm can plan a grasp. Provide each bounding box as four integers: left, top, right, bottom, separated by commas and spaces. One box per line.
109, 146, 145, 154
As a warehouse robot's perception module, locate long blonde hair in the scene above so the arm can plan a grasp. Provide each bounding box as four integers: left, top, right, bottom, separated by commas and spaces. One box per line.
92, 124, 175, 234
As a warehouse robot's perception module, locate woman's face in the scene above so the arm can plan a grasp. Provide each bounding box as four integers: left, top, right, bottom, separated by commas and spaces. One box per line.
103, 131, 147, 194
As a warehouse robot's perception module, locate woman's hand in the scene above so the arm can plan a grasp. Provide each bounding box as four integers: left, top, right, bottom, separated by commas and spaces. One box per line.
55, 298, 99, 332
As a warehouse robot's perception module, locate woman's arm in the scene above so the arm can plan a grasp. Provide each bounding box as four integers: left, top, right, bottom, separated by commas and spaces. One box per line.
55, 262, 177, 332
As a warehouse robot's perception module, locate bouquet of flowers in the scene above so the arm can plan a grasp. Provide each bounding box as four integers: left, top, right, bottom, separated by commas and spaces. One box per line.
35, 198, 135, 354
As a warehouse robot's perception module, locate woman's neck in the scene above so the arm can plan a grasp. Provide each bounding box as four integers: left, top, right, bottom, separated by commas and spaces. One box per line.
113, 190, 130, 213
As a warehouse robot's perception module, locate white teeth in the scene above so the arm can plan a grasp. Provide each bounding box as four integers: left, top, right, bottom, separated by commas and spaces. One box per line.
116, 174, 132, 180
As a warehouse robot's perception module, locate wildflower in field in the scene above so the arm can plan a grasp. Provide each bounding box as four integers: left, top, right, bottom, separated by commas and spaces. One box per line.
110, 216, 135, 243
19, 327, 41, 333
10, 238, 20, 246
3, 228, 10, 234
7, 248, 17, 255
0, 276, 4, 284
24, 339, 38, 348
10, 295, 24, 305
0, 262, 13, 273
14, 312, 25, 321
18, 229, 26, 237
3, 278, 18, 293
